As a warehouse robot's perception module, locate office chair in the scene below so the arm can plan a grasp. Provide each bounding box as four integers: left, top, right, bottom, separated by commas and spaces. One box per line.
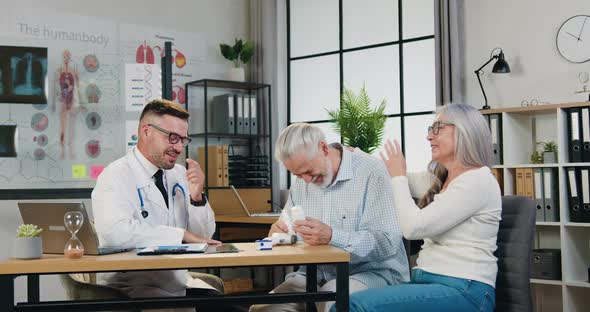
494, 196, 535, 312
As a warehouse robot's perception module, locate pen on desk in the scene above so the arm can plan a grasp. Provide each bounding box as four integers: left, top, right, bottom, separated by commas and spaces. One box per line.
341, 215, 346, 227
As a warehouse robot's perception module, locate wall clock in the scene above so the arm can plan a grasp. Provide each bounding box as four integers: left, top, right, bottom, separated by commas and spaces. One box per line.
556, 15, 590, 63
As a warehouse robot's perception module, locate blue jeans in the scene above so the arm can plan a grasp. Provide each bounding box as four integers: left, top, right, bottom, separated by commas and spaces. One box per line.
336, 269, 495, 312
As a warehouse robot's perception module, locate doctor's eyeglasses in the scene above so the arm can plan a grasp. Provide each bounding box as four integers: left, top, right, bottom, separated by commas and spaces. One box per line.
148, 124, 192, 146
427, 121, 454, 136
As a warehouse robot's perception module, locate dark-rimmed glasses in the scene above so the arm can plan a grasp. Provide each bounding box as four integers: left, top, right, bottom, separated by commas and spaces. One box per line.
148, 124, 192, 146
427, 121, 454, 135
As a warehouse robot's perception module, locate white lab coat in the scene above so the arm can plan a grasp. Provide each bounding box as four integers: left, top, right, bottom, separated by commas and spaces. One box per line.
91, 148, 216, 311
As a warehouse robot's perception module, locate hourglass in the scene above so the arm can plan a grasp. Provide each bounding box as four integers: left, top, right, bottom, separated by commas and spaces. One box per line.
64, 211, 84, 259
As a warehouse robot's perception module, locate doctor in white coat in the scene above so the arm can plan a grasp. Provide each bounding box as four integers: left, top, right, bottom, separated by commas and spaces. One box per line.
92, 99, 220, 311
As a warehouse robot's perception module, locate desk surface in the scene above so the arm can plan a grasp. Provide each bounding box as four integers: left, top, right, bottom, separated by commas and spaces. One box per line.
216, 215, 278, 224
0, 243, 349, 275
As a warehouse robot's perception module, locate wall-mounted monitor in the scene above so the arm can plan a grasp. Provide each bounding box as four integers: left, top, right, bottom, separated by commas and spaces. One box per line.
0, 46, 48, 104
0, 125, 17, 157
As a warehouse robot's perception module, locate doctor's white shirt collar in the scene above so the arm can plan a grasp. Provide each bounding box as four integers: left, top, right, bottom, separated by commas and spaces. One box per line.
133, 147, 160, 178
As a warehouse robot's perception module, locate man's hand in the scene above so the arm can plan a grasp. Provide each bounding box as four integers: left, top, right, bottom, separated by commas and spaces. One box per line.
183, 230, 221, 245
269, 219, 289, 236
293, 217, 332, 246
185, 159, 205, 201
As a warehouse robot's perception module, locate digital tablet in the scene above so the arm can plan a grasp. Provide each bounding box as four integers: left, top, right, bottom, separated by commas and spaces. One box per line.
204, 243, 240, 254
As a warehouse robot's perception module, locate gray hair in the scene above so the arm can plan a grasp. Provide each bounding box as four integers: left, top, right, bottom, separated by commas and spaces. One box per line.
419, 103, 492, 208
439, 103, 492, 168
274, 123, 326, 162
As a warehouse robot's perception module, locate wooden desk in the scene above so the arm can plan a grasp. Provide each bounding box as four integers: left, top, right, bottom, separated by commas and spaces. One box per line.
215, 215, 278, 242
0, 243, 350, 312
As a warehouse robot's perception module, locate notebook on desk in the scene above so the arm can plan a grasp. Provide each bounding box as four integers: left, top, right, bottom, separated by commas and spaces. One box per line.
137, 243, 240, 255
137, 243, 208, 255
18, 202, 132, 255
230, 185, 281, 217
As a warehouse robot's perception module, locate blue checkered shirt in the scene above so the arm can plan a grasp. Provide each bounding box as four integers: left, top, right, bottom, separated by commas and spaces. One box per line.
285, 144, 410, 288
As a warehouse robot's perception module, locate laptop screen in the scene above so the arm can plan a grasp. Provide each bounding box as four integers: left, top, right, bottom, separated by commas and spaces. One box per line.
17, 202, 102, 255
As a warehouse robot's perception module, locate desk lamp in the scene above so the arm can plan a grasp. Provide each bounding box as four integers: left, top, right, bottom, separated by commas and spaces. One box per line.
475, 48, 511, 110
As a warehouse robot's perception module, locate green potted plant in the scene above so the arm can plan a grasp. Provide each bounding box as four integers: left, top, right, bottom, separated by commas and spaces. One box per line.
537, 141, 558, 163
219, 38, 254, 82
327, 85, 387, 153
530, 150, 543, 164
13, 224, 43, 259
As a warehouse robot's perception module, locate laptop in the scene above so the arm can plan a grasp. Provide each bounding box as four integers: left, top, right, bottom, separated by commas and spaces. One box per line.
230, 186, 281, 217
18, 202, 132, 255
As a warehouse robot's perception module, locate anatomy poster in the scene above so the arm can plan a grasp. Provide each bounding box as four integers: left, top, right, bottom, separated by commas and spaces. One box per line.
0, 7, 204, 190
124, 63, 161, 112
120, 22, 205, 106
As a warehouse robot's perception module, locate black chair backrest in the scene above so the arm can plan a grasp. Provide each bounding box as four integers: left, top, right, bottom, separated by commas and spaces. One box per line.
494, 196, 535, 312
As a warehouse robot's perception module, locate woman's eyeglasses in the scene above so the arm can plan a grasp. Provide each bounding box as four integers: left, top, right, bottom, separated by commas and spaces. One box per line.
427, 121, 454, 135
148, 124, 192, 146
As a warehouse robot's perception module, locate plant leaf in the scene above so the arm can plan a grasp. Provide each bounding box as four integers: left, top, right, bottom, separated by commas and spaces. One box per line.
327, 85, 387, 153
240, 40, 254, 65
220, 44, 237, 61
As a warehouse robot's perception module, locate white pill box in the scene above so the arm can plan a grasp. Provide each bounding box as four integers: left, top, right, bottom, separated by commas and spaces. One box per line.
255, 239, 272, 251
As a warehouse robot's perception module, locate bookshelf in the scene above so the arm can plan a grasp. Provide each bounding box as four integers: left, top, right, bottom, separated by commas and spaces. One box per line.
184, 79, 274, 216
482, 102, 590, 312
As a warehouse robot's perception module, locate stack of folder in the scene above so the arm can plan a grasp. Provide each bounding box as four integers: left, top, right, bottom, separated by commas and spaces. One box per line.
515, 167, 559, 222
197, 145, 229, 187
566, 107, 590, 163
484, 114, 503, 165
490, 168, 504, 195
209, 93, 258, 135
566, 167, 590, 223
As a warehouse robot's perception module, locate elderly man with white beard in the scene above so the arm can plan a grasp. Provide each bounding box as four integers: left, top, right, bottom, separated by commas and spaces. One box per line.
249, 123, 409, 312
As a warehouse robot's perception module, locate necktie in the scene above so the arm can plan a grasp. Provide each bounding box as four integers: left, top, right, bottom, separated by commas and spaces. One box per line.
153, 169, 169, 208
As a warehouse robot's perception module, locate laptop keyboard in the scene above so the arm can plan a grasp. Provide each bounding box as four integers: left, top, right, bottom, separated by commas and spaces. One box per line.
250, 212, 281, 217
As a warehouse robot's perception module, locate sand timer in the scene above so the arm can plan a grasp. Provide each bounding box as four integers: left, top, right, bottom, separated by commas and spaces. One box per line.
64, 211, 84, 259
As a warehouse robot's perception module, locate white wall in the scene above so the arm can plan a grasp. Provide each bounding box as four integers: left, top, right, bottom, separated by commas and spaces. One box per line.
457, 0, 590, 108
0, 0, 249, 304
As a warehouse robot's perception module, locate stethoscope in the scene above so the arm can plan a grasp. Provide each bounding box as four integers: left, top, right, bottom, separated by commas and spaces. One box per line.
136, 182, 187, 220
133, 150, 188, 225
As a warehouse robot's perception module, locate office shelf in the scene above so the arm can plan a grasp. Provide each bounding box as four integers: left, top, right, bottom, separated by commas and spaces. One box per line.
565, 281, 590, 288
531, 278, 563, 286
189, 133, 269, 140
185, 78, 273, 214
564, 222, 590, 227
536, 222, 561, 226
483, 102, 590, 312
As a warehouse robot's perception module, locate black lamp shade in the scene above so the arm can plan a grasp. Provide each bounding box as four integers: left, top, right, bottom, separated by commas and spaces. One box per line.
492, 52, 510, 73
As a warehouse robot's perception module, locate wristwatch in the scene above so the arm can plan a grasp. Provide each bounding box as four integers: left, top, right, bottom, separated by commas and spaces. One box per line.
190, 194, 208, 206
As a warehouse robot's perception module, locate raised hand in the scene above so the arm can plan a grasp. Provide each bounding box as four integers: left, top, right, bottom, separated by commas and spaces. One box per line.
185, 159, 204, 201
379, 139, 407, 177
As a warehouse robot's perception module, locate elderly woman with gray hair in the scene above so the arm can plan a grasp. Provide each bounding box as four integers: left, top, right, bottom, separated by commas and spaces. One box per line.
340, 103, 501, 312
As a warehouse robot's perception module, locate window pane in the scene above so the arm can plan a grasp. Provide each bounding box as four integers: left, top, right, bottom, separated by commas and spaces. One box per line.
290, 55, 340, 122
291, 0, 339, 58
372, 117, 402, 157
343, 45, 400, 115
404, 114, 435, 172
403, 39, 436, 113
403, 0, 435, 39
343, 0, 399, 49
315, 122, 341, 145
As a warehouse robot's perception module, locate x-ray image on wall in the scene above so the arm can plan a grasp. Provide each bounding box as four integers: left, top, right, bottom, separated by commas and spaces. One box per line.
0, 125, 17, 157
0, 46, 48, 104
